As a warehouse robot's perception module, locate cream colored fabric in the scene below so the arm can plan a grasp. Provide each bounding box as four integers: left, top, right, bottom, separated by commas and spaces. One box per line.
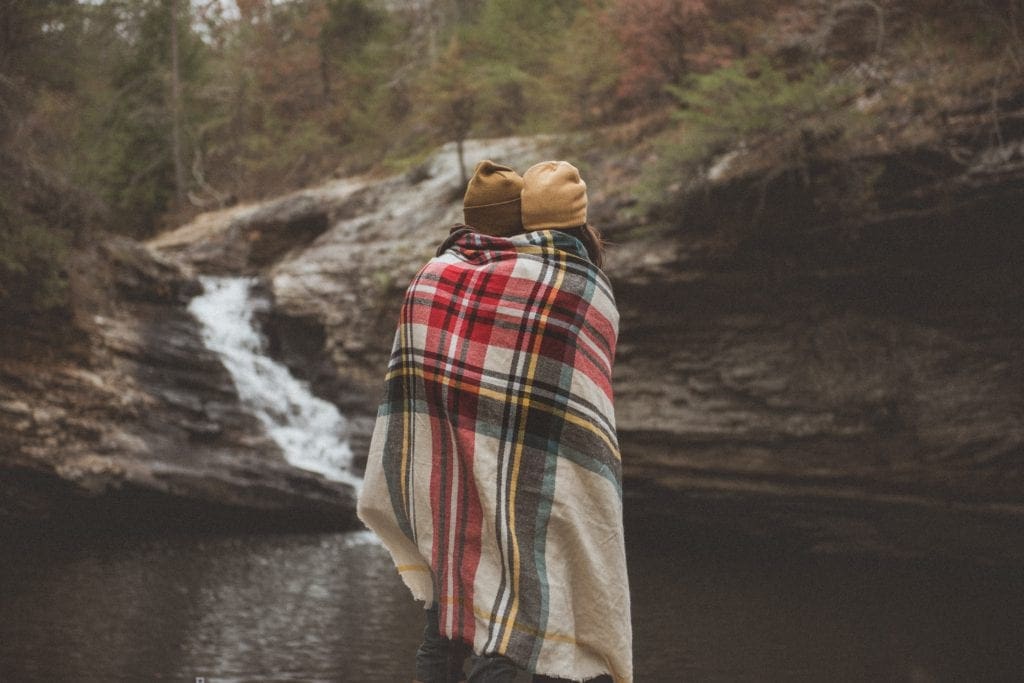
357, 229, 633, 682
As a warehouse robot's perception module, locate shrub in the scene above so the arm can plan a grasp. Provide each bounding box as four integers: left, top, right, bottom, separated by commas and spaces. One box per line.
0, 202, 70, 315
665, 57, 857, 165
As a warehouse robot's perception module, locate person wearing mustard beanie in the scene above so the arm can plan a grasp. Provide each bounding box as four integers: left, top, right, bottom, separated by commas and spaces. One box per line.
367, 156, 625, 683
462, 160, 524, 236
521, 160, 588, 230
519, 160, 606, 269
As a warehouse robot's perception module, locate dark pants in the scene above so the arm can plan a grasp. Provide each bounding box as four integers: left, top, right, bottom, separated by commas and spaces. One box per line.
414, 604, 471, 682
414, 605, 613, 683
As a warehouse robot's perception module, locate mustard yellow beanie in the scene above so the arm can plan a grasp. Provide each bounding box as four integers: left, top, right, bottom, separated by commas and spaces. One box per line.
521, 161, 588, 230
463, 160, 524, 236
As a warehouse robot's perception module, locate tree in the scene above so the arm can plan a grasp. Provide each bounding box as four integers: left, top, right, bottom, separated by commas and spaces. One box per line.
544, 3, 623, 128
444, 0, 575, 136
170, 0, 187, 205
0, 0, 85, 316
64, 0, 210, 236
607, 0, 712, 101
319, 0, 384, 100
426, 36, 478, 186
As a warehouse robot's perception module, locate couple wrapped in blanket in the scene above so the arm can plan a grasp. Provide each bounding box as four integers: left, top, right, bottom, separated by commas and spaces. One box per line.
358, 159, 632, 683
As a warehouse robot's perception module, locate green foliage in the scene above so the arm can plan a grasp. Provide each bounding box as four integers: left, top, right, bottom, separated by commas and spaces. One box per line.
332, 8, 412, 167
0, 196, 70, 313
542, 5, 623, 128
0, 0, 80, 315
7, 0, 1024, 325
68, 0, 208, 236
664, 57, 858, 164
461, 56, 542, 135
186, 0, 410, 187
630, 56, 863, 220
242, 116, 337, 186
472, 0, 573, 67
0, 0, 81, 92
322, 0, 384, 64
418, 0, 579, 140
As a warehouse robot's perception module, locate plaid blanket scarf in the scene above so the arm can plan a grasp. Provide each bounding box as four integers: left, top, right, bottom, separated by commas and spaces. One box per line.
357, 227, 632, 682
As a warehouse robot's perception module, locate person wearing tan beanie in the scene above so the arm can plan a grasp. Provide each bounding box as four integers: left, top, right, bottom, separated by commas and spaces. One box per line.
521, 160, 588, 230
365, 157, 626, 682
462, 160, 524, 236
520, 160, 606, 268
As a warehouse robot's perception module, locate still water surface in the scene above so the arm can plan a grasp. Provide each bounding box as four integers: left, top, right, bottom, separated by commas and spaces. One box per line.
1, 527, 1021, 682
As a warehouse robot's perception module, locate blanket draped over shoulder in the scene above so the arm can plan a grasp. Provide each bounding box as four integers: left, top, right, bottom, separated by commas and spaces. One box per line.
357, 227, 632, 682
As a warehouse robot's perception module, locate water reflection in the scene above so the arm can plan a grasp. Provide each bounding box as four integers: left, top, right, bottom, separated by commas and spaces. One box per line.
169, 531, 418, 682
1, 529, 1021, 682
0, 531, 423, 682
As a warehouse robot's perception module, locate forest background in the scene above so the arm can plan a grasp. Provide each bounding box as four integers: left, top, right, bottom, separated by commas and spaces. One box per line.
2, 0, 1022, 323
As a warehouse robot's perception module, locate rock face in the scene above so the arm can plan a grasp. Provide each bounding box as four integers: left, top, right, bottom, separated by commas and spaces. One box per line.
0, 235, 358, 538
10, 87, 1022, 563
150, 137, 549, 466
602, 90, 1024, 563
148, 101, 1024, 565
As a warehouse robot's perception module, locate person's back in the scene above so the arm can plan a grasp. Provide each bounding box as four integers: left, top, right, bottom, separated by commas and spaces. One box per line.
358, 161, 632, 683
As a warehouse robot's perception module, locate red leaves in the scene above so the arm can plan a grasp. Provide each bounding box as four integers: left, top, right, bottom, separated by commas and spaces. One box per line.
606, 0, 712, 99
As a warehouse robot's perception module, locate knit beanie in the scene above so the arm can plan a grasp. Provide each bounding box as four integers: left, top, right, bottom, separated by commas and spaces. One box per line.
463, 160, 524, 236
521, 161, 588, 230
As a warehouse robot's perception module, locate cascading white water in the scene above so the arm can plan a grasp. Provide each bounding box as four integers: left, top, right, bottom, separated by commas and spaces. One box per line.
187, 275, 360, 488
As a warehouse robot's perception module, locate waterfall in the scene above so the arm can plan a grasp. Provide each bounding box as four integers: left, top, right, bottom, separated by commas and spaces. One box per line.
187, 275, 359, 488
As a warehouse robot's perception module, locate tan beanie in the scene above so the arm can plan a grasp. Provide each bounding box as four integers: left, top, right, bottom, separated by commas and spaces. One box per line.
521, 161, 588, 230
463, 160, 524, 236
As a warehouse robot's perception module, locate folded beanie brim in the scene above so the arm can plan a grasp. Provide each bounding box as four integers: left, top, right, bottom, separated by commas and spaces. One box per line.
465, 196, 521, 211
464, 197, 523, 236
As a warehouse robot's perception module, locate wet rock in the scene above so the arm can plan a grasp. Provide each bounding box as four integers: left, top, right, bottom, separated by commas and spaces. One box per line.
138, 109, 1024, 566
0, 232, 359, 538
104, 236, 202, 305
147, 186, 356, 276
603, 90, 1024, 564
244, 194, 331, 267
154, 137, 551, 422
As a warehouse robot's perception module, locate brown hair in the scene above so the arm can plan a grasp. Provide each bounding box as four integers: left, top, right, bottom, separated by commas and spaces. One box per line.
557, 223, 606, 269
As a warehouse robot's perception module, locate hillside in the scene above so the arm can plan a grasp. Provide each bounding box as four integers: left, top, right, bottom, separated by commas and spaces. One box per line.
1, 0, 1022, 563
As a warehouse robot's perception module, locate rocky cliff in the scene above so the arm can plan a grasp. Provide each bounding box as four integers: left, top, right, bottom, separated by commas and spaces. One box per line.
148, 137, 548, 466
0, 234, 358, 538
4, 85, 1021, 561
147, 88, 1023, 563
600, 89, 1024, 563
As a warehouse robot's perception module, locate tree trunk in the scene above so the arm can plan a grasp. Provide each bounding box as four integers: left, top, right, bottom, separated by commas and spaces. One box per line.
456, 137, 467, 188
170, 0, 186, 205
320, 51, 331, 102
